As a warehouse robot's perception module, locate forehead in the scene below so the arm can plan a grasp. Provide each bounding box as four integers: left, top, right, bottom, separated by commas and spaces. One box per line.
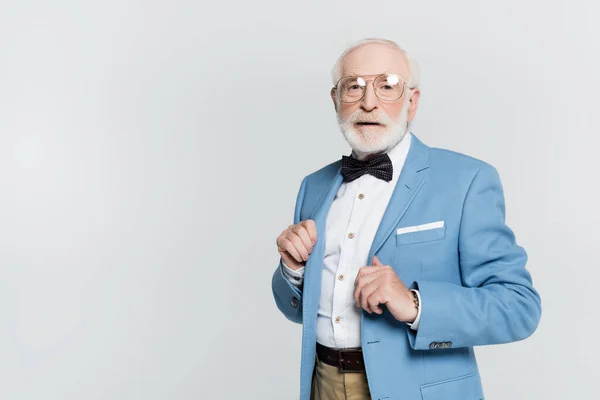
340, 43, 409, 78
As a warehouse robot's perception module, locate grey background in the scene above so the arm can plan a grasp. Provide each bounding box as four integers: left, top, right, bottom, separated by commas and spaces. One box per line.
0, 0, 598, 399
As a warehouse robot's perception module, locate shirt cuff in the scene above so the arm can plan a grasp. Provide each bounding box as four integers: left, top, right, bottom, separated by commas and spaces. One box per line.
406, 289, 422, 330
281, 259, 305, 287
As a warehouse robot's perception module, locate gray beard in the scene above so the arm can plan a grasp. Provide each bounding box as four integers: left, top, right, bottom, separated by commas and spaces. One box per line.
338, 112, 409, 160
336, 95, 411, 160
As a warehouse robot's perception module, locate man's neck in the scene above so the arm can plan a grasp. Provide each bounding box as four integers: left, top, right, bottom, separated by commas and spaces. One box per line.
353, 150, 386, 162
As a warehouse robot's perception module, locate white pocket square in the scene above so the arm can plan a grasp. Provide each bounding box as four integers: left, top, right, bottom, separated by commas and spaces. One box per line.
396, 221, 444, 235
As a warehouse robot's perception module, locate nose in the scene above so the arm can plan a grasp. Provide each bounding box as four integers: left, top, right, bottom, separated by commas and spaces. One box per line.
360, 81, 378, 111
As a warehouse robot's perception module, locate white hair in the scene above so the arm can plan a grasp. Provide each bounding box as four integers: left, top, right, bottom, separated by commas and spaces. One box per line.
330, 38, 420, 89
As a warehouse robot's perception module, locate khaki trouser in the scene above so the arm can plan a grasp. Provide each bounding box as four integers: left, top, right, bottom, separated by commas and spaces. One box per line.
310, 353, 372, 400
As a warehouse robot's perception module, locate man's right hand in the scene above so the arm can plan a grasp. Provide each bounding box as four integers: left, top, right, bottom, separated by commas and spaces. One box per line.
276, 219, 317, 271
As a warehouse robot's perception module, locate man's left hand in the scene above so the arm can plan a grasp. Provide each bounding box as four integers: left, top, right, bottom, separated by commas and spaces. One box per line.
353, 255, 418, 323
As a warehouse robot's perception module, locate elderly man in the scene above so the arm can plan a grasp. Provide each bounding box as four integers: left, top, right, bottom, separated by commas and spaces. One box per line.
271, 38, 541, 400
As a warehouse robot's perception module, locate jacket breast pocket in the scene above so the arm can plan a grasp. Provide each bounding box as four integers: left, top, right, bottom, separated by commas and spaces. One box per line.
396, 225, 446, 246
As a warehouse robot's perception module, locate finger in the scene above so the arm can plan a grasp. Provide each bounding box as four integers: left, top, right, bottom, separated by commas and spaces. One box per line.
354, 277, 379, 310
353, 271, 380, 306
359, 280, 381, 313
356, 265, 388, 279
355, 269, 381, 285
300, 219, 318, 244
291, 225, 314, 253
276, 234, 286, 251
367, 291, 384, 314
279, 237, 304, 263
284, 232, 310, 261
372, 255, 383, 266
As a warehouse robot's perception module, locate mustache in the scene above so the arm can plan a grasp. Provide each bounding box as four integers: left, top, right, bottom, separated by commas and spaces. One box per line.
345, 111, 392, 125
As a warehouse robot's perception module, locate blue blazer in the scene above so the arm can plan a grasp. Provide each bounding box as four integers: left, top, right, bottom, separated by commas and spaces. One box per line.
271, 133, 541, 400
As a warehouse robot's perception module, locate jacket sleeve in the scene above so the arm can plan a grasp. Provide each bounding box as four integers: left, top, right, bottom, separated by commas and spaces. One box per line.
271, 176, 308, 324
406, 164, 542, 350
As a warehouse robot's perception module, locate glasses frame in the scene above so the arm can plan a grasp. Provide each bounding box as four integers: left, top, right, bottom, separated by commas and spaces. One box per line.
332, 73, 415, 104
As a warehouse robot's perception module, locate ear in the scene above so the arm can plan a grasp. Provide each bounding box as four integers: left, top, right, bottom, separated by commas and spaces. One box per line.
407, 89, 420, 122
330, 88, 338, 112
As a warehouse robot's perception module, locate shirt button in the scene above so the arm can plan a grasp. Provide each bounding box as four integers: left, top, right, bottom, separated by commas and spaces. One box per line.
338, 274, 344, 281
358, 193, 365, 199
335, 316, 341, 323
348, 232, 355, 239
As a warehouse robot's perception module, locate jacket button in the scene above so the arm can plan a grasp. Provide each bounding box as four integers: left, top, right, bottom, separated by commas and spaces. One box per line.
429, 342, 438, 349
290, 297, 299, 308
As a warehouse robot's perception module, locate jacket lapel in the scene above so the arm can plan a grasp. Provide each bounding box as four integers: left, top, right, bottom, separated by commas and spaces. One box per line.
367, 133, 430, 262
302, 167, 343, 320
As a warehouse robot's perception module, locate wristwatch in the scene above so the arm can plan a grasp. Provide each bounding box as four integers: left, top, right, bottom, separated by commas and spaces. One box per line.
410, 289, 419, 310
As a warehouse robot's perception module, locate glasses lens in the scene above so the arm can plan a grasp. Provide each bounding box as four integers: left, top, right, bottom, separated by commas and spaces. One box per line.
337, 77, 366, 102
374, 74, 405, 101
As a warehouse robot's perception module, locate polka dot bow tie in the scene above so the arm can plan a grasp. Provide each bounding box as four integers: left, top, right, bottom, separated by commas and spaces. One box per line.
341, 153, 393, 183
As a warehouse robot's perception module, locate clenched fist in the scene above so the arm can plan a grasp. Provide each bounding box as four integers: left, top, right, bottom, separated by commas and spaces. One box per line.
354, 255, 418, 323
276, 220, 317, 271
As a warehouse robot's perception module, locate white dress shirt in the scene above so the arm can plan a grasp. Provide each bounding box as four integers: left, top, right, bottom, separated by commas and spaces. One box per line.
281, 132, 422, 349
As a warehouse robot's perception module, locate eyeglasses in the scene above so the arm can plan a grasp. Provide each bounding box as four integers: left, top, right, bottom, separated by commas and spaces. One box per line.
333, 73, 413, 103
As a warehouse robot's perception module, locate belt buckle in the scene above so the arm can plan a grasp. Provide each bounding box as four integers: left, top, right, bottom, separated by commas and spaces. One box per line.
337, 350, 359, 373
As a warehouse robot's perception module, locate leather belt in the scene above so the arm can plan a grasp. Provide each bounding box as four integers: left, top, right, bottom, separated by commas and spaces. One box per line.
316, 342, 365, 373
